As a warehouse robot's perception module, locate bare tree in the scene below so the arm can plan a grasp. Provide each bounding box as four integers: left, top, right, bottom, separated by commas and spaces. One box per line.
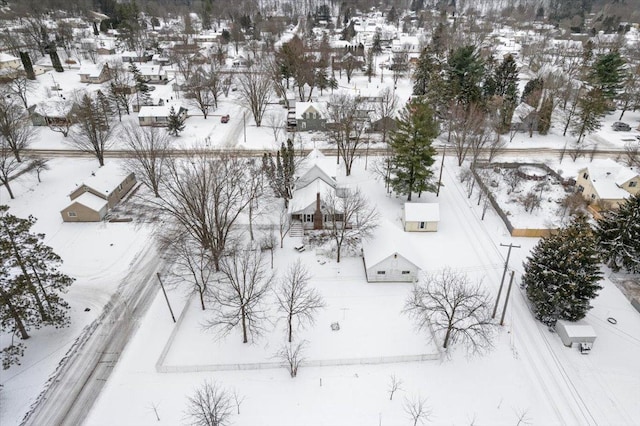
122, 124, 170, 198
325, 187, 379, 263
107, 61, 134, 120
275, 340, 307, 378
186, 68, 214, 119
157, 152, 252, 271
3, 72, 35, 110
161, 230, 215, 311
30, 158, 49, 183
623, 142, 640, 168
447, 103, 486, 166
232, 389, 245, 415
0, 139, 21, 199
184, 380, 233, 426
404, 268, 496, 353
0, 96, 35, 162
403, 395, 432, 426
373, 87, 398, 144
392, 52, 409, 86
326, 93, 367, 176
209, 246, 274, 343
276, 260, 325, 342
45, 99, 75, 137
388, 374, 403, 401
237, 64, 272, 127
277, 206, 292, 249
68, 93, 114, 167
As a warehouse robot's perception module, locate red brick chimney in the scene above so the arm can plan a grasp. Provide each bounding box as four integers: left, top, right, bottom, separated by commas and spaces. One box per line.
313, 192, 323, 230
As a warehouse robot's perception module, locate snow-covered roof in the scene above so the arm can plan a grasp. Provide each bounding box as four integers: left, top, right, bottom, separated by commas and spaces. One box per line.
362, 220, 421, 268
404, 203, 440, 222
138, 103, 185, 118
295, 102, 326, 120
74, 163, 131, 197
78, 63, 105, 77
556, 320, 596, 338
138, 64, 164, 76
289, 178, 335, 214
514, 102, 536, 120
0, 52, 19, 62
70, 192, 108, 211
296, 149, 337, 188
582, 159, 638, 199
34, 98, 75, 116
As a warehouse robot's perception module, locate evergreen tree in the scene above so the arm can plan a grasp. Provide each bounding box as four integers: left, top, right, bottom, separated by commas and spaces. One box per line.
412, 47, 443, 100
537, 95, 554, 135
571, 88, 607, 144
129, 63, 150, 108
494, 54, 519, 98
262, 138, 295, 208
522, 77, 544, 106
19, 52, 36, 80
49, 47, 64, 73
0, 205, 73, 368
589, 51, 626, 100
595, 194, 640, 273
446, 45, 484, 108
386, 7, 397, 25
522, 215, 602, 327
371, 29, 382, 55
167, 106, 185, 136
388, 99, 439, 201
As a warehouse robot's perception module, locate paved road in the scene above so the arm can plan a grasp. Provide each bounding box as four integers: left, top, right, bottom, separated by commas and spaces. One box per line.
21, 243, 166, 426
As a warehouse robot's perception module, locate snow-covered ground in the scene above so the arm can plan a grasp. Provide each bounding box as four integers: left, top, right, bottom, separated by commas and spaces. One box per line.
2, 36, 640, 426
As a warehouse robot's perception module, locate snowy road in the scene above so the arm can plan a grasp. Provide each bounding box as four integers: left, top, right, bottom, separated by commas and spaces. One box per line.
21, 243, 166, 426
443, 164, 600, 425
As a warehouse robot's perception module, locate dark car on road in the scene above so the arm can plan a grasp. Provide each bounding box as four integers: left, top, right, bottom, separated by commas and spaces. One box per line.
221, 114, 230, 123
612, 122, 631, 131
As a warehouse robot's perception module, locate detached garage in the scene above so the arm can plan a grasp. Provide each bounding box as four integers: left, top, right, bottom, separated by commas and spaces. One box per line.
555, 320, 597, 353
362, 222, 421, 283
403, 203, 440, 232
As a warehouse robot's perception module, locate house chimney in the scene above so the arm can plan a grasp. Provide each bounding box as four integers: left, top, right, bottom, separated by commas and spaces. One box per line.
314, 192, 323, 230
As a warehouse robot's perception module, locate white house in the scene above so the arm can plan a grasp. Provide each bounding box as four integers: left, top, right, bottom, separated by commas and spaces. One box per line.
78, 63, 111, 84
138, 103, 187, 127
575, 159, 639, 210
403, 203, 440, 232
362, 222, 421, 283
138, 64, 169, 84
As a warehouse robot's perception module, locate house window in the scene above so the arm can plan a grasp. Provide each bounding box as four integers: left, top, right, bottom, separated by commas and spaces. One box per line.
629, 181, 637, 188
304, 214, 313, 222
582, 172, 589, 179
118, 184, 123, 192
402, 271, 411, 275
68, 211, 77, 217
419, 221, 425, 229
377, 271, 386, 275
591, 194, 596, 199
577, 185, 584, 192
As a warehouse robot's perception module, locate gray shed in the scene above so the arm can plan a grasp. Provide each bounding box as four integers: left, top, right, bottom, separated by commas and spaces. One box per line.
555, 320, 597, 352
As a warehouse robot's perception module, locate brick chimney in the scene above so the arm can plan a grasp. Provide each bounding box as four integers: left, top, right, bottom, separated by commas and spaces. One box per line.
313, 192, 323, 230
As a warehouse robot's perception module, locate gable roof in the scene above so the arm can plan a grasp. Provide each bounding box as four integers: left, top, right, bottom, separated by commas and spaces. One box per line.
580, 159, 637, 200
70, 192, 108, 211
362, 221, 421, 268
0, 52, 19, 62
404, 203, 440, 222
289, 178, 335, 214
78, 63, 106, 77
70, 163, 131, 199
138, 102, 185, 118
297, 148, 337, 185
295, 102, 326, 119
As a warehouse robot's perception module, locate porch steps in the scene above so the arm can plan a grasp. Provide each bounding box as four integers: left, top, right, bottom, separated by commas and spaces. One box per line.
290, 220, 304, 237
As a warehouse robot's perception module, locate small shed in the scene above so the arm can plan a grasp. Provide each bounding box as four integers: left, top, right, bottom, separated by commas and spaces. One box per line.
362, 222, 421, 283
555, 320, 597, 350
403, 203, 440, 232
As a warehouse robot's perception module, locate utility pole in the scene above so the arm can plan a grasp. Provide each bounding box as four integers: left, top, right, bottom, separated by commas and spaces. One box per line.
500, 270, 516, 326
436, 146, 446, 197
243, 110, 247, 143
156, 272, 176, 323
492, 242, 520, 318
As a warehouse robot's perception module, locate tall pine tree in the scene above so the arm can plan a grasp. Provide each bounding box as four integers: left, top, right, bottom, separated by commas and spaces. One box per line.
589, 51, 626, 101
595, 194, 640, 273
522, 215, 602, 326
1, 205, 73, 368
262, 138, 295, 208
388, 99, 439, 201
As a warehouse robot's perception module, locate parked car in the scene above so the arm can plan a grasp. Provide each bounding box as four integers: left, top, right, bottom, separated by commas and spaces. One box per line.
220, 114, 230, 123
612, 122, 631, 131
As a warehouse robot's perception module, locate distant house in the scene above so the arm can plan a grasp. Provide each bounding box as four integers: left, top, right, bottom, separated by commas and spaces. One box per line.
121, 51, 153, 63
138, 64, 169, 84
369, 116, 397, 133
60, 164, 136, 222
576, 159, 639, 210
29, 98, 78, 127
403, 203, 440, 232
78, 63, 111, 84
0, 52, 22, 70
362, 222, 421, 283
295, 102, 327, 131
138, 103, 187, 127
511, 102, 538, 133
